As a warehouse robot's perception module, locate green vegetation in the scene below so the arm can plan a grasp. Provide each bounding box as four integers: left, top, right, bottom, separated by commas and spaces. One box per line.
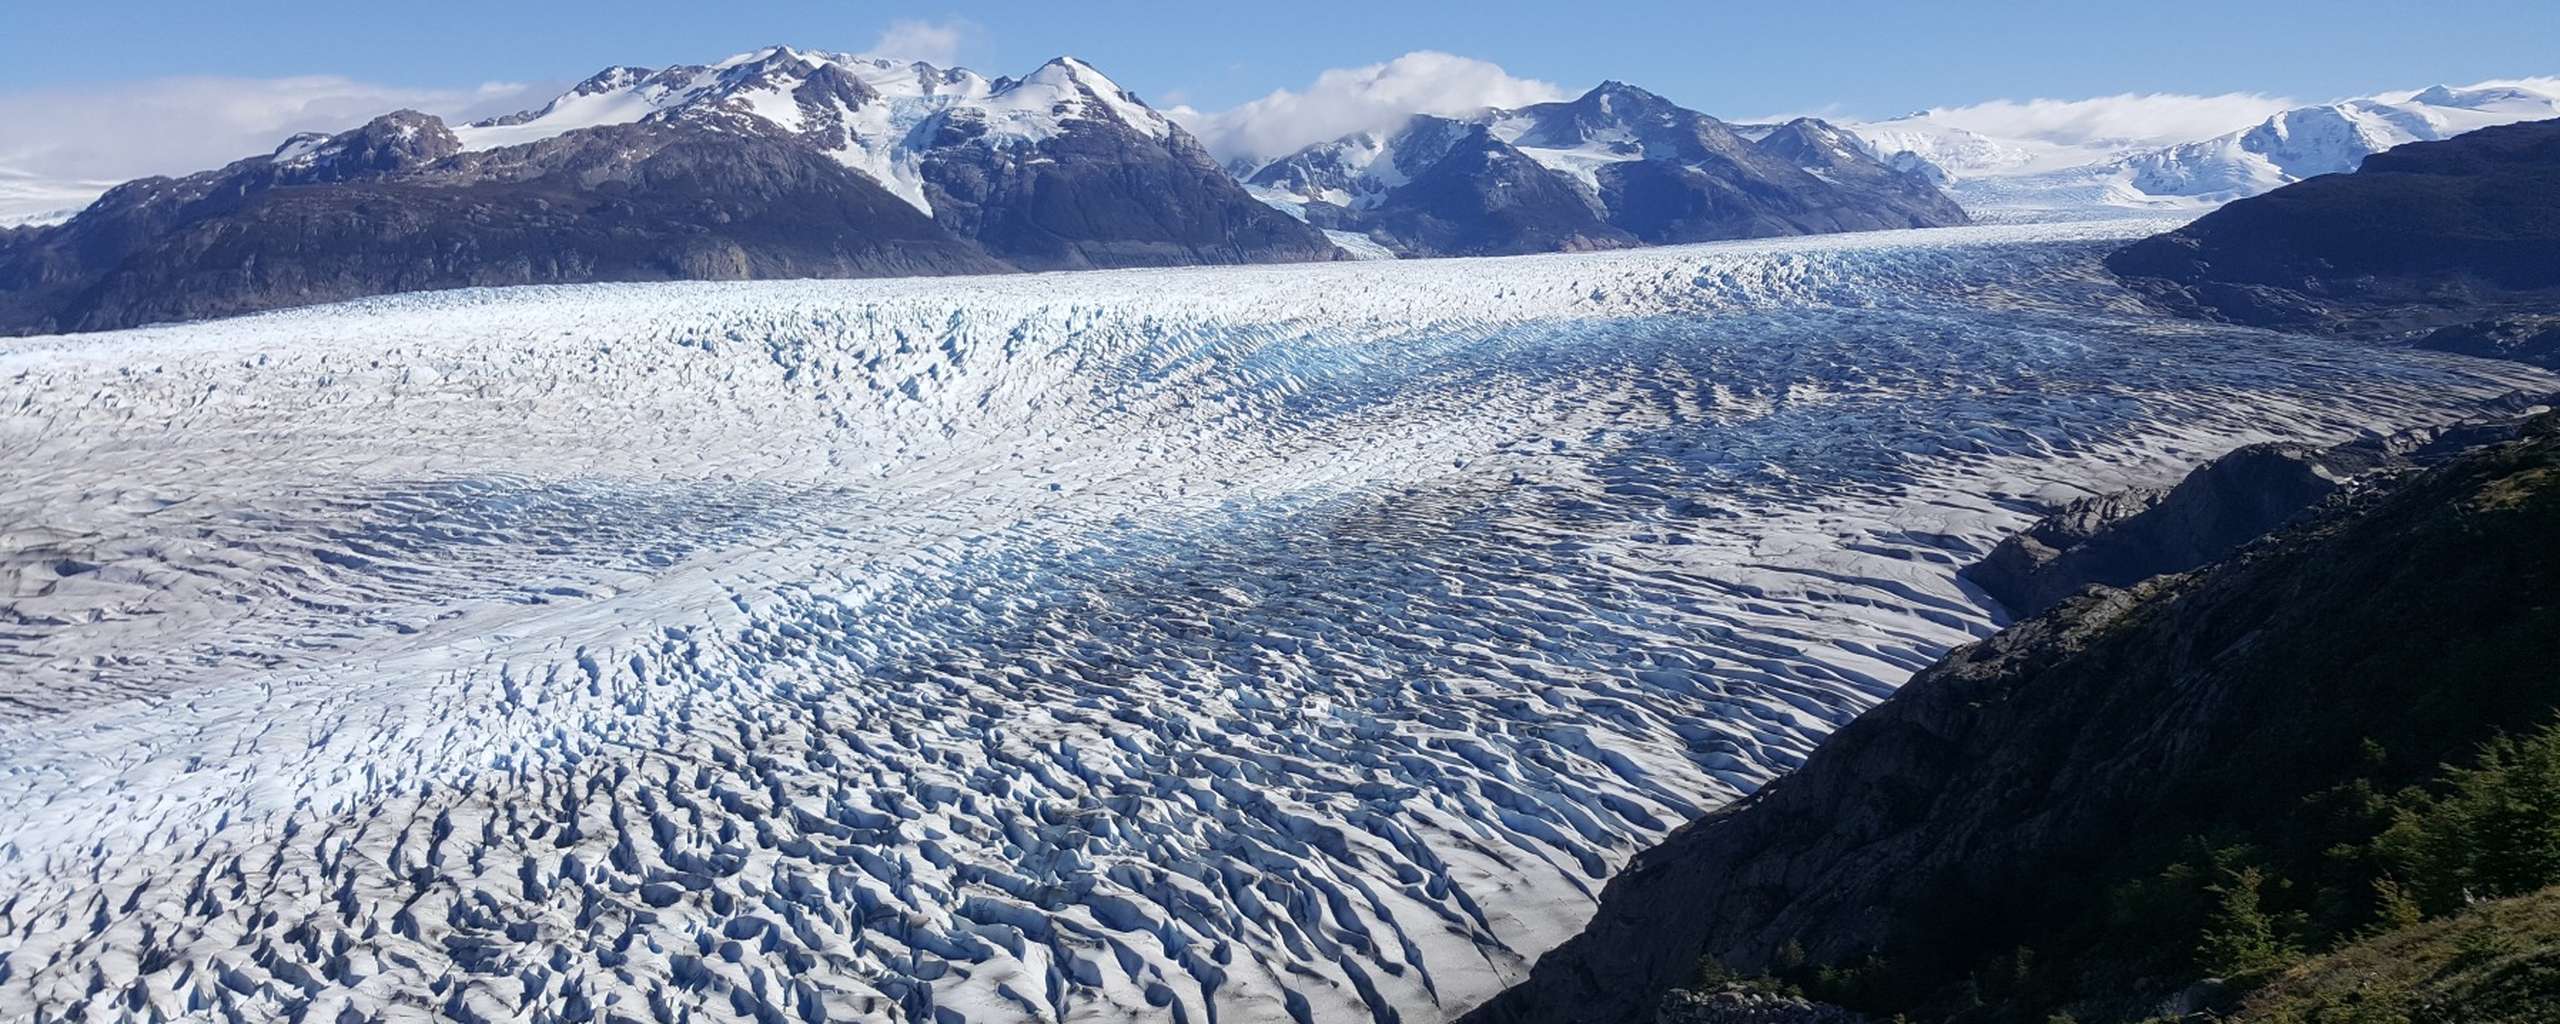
2198, 866, 2295, 981
2239, 885, 2560, 1023
2109, 720, 2560, 1020
1700, 719, 2560, 1022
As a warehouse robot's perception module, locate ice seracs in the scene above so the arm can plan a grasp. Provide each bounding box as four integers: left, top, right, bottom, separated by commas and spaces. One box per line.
1, 223, 2550, 1024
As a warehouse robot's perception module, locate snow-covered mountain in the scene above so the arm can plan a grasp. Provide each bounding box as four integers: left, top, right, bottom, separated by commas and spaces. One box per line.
1850, 78, 2560, 220
2121, 82, 2560, 200
451, 46, 1178, 217
0, 46, 1341, 334
1243, 82, 1969, 257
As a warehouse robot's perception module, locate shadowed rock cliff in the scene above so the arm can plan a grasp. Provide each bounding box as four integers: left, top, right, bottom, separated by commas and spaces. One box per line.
1468, 415, 2560, 1024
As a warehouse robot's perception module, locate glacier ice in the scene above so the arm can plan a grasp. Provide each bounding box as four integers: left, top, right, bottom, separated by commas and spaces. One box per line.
0, 222, 2550, 1023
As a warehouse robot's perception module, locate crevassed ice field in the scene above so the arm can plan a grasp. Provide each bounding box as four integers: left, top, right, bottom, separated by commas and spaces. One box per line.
2, 222, 2550, 1024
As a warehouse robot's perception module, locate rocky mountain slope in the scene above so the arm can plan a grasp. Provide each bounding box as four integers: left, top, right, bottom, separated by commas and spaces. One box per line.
1243, 83, 1968, 257
2107, 117, 2560, 347
0, 112, 1004, 335
1966, 404, 2549, 617
0, 47, 1340, 336
1465, 414, 2560, 1023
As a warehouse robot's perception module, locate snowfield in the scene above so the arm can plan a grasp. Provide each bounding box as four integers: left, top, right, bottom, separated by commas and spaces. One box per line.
1849, 77, 2560, 221
1, 223, 2550, 1024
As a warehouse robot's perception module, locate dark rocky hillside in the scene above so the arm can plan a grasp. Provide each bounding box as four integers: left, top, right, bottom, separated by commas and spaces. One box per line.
2108, 118, 2560, 350
919, 95, 1344, 271
1599, 112, 1968, 244
1966, 406, 2549, 617
1467, 414, 2560, 1024
1361, 124, 1638, 256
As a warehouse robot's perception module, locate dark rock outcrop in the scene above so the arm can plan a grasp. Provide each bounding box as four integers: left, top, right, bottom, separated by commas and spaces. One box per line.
1966, 406, 2552, 616
1466, 415, 2560, 1024
2415, 313, 2560, 369
2107, 118, 2560, 341
1657, 987, 1868, 1024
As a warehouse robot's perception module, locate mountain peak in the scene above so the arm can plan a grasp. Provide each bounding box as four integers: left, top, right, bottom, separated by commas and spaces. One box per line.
1004, 56, 1170, 138
721, 45, 809, 68
571, 66, 653, 96
1020, 57, 1132, 97
1581, 80, 1667, 108
1250, 79, 1965, 256
1756, 116, 1888, 172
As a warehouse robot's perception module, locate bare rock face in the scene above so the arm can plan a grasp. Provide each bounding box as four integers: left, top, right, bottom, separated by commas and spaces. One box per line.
1964, 404, 2552, 617
1656, 986, 1868, 1024
290, 110, 464, 180
1963, 442, 2375, 617
2416, 314, 2560, 369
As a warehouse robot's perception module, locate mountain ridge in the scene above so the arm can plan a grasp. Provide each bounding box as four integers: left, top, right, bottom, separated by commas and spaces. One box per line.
1245, 82, 1969, 257
0, 47, 1997, 334
0, 47, 1348, 335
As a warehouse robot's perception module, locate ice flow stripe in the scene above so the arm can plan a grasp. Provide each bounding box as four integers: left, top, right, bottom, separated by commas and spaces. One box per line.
0, 223, 2551, 1024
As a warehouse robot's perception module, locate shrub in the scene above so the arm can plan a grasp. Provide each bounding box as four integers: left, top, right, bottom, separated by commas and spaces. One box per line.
2199, 866, 2295, 980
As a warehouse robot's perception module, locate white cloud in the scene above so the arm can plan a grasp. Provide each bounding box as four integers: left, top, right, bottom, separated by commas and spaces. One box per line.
862, 18, 981, 67
0, 75, 549, 185
1171, 52, 1571, 164
1910, 91, 2302, 149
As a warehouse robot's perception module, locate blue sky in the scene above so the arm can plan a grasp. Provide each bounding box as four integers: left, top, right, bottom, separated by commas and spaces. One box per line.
8, 1, 2555, 117
2, 1, 2555, 186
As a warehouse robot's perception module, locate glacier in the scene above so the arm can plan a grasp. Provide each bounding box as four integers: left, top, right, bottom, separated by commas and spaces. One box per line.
1, 222, 2552, 1024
